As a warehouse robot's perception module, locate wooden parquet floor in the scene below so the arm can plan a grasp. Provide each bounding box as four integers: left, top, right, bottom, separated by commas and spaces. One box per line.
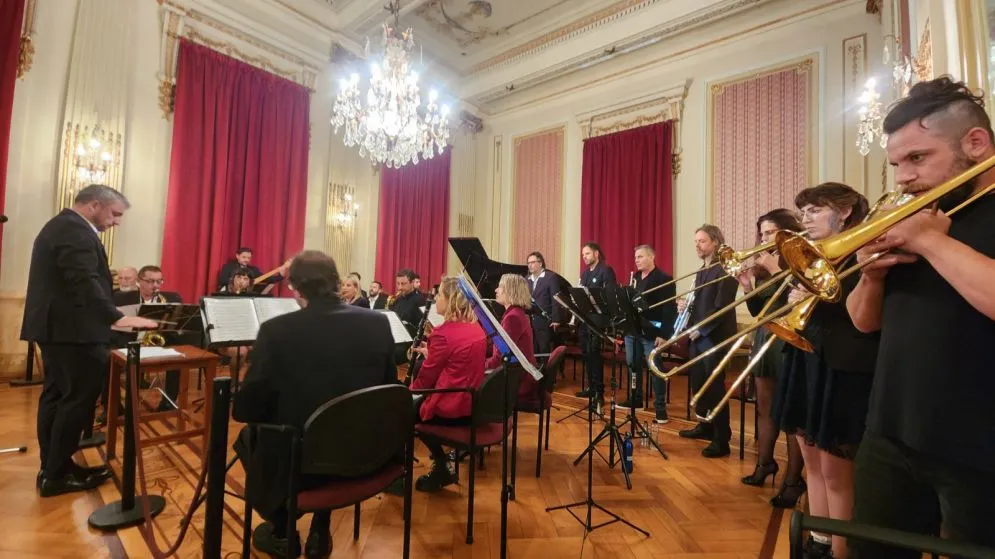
0, 366, 800, 559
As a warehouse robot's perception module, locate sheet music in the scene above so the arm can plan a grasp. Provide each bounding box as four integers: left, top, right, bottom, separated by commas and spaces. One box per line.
112, 304, 140, 332
113, 347, 184, 360
457, 275, 542, 381
203, 298, 260, 344
253, 297, 300, 325
426, 305, 444, 327
381, 311, 413, 343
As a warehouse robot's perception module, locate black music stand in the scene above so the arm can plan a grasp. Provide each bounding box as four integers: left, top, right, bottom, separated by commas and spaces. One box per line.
604, 285, 668, 461
546, 290, 648, 537
556, 287, 607, 425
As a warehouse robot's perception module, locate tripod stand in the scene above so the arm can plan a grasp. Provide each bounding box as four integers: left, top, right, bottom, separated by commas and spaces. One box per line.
547, 290, 648, 538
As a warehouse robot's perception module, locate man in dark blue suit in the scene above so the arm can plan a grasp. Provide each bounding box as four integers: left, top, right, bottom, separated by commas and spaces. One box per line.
576, 242, 616, 401
21, 184, 158, 496
678, 224, 739, 458
525, 251, 568, 360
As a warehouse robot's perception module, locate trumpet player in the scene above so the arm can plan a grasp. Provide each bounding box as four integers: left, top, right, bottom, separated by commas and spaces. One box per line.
734, 210, 806, 507
677, 225, 738, 458
846, 77, 995, 558
772, 183, 877, 559
575, 242, 617, 403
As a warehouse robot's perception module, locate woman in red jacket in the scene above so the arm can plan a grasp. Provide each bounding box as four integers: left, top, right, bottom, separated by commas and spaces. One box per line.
409, 277, 487, 492
487, 274, 539, 402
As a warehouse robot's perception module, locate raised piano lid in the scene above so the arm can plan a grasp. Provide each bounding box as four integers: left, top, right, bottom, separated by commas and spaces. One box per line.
448, 237, 528, 299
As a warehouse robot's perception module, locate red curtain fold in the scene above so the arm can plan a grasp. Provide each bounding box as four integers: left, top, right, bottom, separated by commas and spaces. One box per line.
0, 0, 26, 275
580, 121, 674, 278
375, 149, 451, 291
161, 40, 310, 301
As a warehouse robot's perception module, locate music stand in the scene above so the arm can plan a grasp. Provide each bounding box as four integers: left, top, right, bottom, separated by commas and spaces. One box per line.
603, 285, 668, 461
457, 275, 541, 559
555, 287, 607, 425
546, 289, 649, 537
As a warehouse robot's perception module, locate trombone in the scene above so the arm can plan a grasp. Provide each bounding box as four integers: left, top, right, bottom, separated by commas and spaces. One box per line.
678, 154, 995, 422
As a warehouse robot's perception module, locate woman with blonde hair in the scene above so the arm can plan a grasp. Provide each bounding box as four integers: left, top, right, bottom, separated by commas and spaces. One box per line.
340, 276, 369, 308
488, 274, 539, 401
409, 277, 487, 492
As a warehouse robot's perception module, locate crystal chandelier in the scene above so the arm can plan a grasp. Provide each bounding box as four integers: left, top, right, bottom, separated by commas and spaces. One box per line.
882, 34, 917, 95
332, 193, 360, 228
332, 0, 452, 168
74, 124, 113, 184
856, 78, 886, 156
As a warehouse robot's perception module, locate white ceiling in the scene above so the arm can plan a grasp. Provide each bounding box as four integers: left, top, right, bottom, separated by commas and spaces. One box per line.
253, 0, 778, 111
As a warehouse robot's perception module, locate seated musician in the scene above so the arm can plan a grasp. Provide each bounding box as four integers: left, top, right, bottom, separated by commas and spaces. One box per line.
225, 269, 253, 295
408, 277, 487, 492
233, 250, 397, 557
341, 276, 369, 308
215, 247, 289, 293
391, 268, 427, 363
488, 274, 540, 402
347, 272, 368, 298
114, 266, 138, 293
112, 265, 183, 412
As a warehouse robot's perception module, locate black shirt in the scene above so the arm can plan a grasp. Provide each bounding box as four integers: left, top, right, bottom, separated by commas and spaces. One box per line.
633, 267, 676, 339
867, 193, 995, 470
391, 290, 426, 335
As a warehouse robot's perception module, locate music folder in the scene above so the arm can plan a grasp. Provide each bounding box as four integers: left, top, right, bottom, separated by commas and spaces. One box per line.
379, 311, 414, 344
200, 296, 300, 346
457, 274, 542, 381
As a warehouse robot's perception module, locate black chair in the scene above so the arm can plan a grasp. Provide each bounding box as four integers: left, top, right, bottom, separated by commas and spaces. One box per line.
242, 385, 415, 558
516, 345, 567, 478
413, 365, 521, 544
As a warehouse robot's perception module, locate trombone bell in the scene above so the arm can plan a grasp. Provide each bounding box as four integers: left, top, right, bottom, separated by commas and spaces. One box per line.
764, 296, 817, 352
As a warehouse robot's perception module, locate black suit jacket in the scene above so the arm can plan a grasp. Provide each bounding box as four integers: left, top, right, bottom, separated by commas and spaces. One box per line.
529, 270, 568, 325
368, 294, 387, 310
688, 260, 739, 343
216, 261, 284, 291
232, 299, 398, 516
21, 209, 124, 344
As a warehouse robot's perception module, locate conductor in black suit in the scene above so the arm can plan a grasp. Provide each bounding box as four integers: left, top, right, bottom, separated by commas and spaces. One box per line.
526, 251, 567, 359
20, 184, 158, 497
678, 224, 739, 458
233, 250, 398, 557
112, 265, 184, 412
576, 242, 617, 401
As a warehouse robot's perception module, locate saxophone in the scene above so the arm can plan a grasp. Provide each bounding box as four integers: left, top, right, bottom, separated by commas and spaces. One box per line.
139, 290, 167, 346
386, 291, 399, 310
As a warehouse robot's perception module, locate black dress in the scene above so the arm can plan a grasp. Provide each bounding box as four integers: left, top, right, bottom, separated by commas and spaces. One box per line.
745, 280, 788, 379
771, 266, 879, 460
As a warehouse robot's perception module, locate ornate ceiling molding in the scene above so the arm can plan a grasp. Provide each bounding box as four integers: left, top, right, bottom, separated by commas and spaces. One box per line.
470, 0, 765, 105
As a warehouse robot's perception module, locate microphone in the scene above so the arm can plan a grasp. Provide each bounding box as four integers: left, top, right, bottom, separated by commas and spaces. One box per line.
0, 215, 7, 223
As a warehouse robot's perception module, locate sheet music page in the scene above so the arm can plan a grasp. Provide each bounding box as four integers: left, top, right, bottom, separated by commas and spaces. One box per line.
426, 305, 444, 327
380, 311, 413, 343
253, 297, 300, 325
113, 347, 184, 360
202, 298, 259, 344
112, 304, 140, 332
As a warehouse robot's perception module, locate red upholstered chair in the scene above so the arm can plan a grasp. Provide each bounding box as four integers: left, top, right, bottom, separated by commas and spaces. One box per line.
515, 345, 568, 478
413, 364, 521, 545
241, 385, 415, 558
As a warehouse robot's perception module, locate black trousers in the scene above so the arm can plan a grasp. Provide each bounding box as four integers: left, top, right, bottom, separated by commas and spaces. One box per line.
688, 336, 731, 444
532, 318, 554, 361
579, 325, 604, 393
37, 343, 108, 476
412, 395, 471, 461
850, 431, 995, 558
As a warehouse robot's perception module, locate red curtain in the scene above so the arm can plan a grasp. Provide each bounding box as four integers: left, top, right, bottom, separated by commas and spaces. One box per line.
0, 0, 26, 274
375, 149, 451, 291
580, 121, 674, 277
161, 40, 310, 301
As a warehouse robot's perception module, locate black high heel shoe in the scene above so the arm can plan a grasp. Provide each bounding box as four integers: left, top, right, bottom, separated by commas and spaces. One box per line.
770, 478, 807, 508
741, 461, 779, 487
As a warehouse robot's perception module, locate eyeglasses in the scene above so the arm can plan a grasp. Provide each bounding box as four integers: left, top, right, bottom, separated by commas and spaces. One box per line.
140, 278, 165, 285
526, 260, 540, 265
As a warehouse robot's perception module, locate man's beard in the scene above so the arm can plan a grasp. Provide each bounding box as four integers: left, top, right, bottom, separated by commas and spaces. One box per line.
118, 285, 137, 292
936, 156, 977, 213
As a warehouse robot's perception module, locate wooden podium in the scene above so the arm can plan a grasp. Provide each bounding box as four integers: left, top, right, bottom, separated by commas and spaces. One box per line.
105, 345, 221, 460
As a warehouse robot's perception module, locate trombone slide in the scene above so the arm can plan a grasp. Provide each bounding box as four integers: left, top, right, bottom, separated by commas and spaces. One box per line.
698, 334, 779, 423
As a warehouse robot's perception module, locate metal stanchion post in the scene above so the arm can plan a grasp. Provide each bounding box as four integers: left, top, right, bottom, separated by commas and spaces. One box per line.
202, 377, 232, 559
88, 342, 167, 530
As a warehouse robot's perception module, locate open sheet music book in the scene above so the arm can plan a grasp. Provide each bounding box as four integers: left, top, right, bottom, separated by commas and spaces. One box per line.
201, 297, 300, 345
380, 311, 414, 344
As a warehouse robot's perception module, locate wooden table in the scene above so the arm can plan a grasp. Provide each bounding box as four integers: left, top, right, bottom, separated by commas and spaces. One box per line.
105, 345, 220, 460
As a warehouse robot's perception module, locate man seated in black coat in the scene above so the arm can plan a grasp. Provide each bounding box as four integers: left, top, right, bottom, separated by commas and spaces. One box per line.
112, 265, 184, 412
233, 250, 398, 557
215, 246, 288, 293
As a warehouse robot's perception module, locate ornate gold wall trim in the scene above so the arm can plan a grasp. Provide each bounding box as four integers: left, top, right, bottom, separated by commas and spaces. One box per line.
916, 18, 932, 82
843, 34, 868, 193
576, 80, 690, 176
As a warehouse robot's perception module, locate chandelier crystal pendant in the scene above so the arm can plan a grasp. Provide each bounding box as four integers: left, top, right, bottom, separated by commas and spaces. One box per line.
332, 1, 452, 168
75, 124, 113, 184
856, 78, 886, 156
